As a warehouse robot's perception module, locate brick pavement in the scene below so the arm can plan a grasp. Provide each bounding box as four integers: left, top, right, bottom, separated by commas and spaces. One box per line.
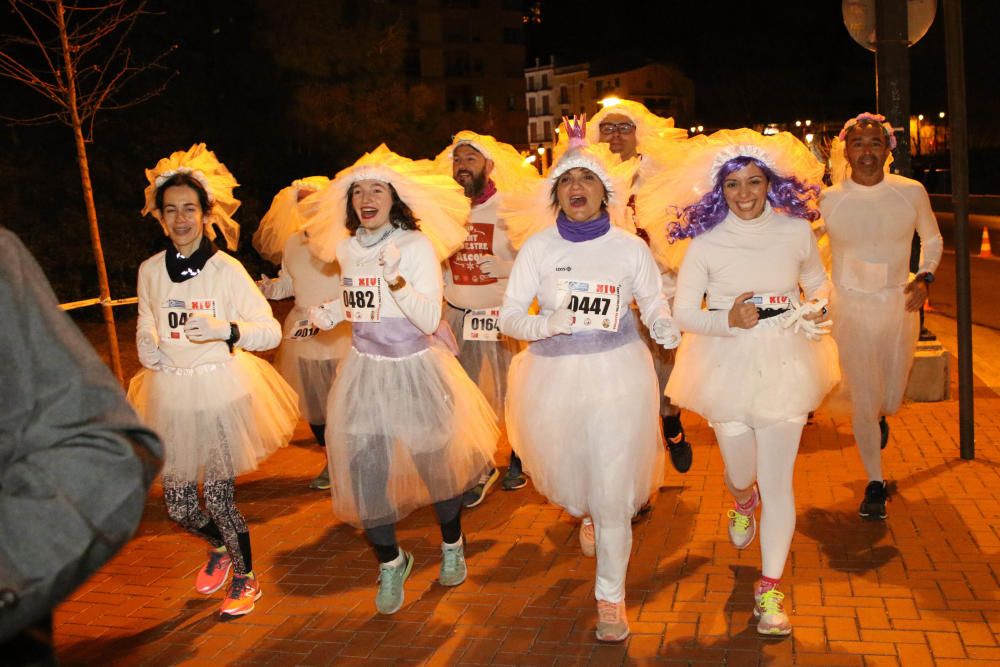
53, 322, 1000, 666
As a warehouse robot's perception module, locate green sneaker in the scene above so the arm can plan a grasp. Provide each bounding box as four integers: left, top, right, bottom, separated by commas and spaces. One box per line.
375, 551, 413, 615
308, 465, 331, 490
439, 538, 467, 587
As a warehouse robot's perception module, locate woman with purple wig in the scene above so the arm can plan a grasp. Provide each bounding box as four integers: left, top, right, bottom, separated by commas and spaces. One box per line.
648, 129, 839, 636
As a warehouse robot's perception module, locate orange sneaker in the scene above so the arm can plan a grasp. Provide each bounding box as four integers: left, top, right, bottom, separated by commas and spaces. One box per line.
219, 574, 262, 617
195, 549, 232, 595
596, 599, 630, 642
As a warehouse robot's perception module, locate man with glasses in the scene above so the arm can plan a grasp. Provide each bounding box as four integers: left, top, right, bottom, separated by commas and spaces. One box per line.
434, 132, 540, 507
587, 101, 694, 476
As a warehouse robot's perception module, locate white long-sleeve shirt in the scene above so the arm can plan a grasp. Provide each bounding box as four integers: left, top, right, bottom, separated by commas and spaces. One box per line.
443, 193, 516, 311
820, 173, 943, 292
136, 250, 281, 368
337, 228, 442, 335
266, 231, 342, 307
673, 206, 830, 338
500, 225, 670, 342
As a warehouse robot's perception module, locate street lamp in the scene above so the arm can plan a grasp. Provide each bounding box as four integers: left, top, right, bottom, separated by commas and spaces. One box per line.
599, 96, 622, 108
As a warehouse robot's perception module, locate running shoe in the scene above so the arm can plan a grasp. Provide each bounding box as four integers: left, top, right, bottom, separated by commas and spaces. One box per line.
375, 551, 414, 615
859, 480, 888, 520
219, 574, 261, 617
596, 599, 630, 642
727, 487, 758, 549
309, 464, 331, 490
195, 549, 232, 595
502, 457, 528, 490
439, 539, 467, 586
462, 468, 499, 508
665, 425, 693, 473
754, 588, 792, 636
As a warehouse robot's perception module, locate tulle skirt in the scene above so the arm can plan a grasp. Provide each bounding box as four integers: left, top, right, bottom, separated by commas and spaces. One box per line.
326, 344, 499, 529
506, 338, 664, 524
635, 308, 678, 415
275, 306, 351, 424
667, 315, 840, 427
830, 286, 918, 418
444, 304, 521, 412
127, 351, 299, 482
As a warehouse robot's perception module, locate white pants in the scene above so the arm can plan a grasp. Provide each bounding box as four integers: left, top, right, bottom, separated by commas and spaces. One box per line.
594, 520, 631, 602
712, 417, 804, 580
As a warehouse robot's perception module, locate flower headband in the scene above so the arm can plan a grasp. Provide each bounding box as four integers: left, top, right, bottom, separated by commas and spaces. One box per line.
838, 112, 898, 150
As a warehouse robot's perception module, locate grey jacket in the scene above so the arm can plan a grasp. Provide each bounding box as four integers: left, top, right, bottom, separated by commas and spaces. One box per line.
0, 227, 163, 642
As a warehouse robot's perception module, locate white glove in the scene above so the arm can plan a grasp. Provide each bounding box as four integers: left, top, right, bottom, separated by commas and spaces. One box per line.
650, 318, 681, 349
544, 293, 574, 337
258, 274, 279, 300
137, 331, 166, 370
309, 300, 345, 331
478, 254, 513, 279
379, 241, 402, 281
781, 298, 833, 341
184, 315, 232, 342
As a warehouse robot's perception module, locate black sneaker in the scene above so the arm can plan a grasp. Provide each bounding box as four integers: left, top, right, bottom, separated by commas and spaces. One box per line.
665, 426, 693, 474
879, 417, 889, 450
501, 456, 527, 491
462, 468, 499, 508
859, 480, 888, 520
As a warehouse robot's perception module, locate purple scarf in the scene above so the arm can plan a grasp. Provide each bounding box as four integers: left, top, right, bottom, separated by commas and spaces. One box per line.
556, 210, 611, 243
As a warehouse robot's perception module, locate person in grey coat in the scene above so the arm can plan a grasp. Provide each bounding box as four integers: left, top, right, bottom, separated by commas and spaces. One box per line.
0, 226, 163, 665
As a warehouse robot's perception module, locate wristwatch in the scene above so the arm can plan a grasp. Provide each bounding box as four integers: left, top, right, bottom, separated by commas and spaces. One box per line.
387, 275, 407, 292
226, 321, 241, 352
916, 272, 935, 284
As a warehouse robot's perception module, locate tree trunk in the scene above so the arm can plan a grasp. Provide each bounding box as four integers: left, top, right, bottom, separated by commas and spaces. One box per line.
56, 0, 124, 383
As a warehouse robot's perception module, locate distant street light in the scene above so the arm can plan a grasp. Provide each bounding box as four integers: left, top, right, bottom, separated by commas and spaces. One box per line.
599, 96, 622, 108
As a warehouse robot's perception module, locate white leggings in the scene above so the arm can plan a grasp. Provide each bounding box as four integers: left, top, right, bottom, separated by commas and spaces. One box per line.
712, 417, 804, 580
593, 520, 631, 603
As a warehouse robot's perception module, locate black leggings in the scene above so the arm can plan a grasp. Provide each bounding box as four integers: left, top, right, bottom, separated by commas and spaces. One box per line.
163, 476, 253, 575
350, 434, 464, 563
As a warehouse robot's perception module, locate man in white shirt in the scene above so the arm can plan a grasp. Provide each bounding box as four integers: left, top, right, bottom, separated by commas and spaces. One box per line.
820, 113, 943, 521
590, 101, 693, 474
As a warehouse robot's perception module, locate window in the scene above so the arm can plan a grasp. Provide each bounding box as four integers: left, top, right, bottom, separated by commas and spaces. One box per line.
541, 73, 549, 88
560, 85, 569, 104
474, 94, 485, 112
530, 122, 537, 142
542, 97, 549, 115
543, 120, 551, 139
508, 94, 518, 111
528, 97, 536, 115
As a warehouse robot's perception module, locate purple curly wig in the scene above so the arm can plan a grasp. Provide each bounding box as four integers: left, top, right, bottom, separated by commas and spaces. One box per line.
668, 156, 820, 242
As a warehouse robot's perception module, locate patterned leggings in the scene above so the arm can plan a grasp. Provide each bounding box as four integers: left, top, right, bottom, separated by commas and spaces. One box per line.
162, 475, 252, 575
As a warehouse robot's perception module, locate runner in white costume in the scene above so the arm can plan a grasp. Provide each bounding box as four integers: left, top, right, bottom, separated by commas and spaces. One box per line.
253, 177, 352, 490
128, 144, 299, 618
558, 100, 694, 473
655, 129, 839, 636
821, 113, 943, 521
433, 131, 540, 505
302, 145, 498, 615
500, 117, 680, 642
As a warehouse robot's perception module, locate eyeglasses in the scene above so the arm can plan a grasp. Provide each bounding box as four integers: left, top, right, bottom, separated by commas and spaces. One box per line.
598, 122, 636, 136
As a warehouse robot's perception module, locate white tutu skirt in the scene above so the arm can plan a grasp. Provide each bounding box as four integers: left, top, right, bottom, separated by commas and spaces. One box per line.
275, 307, 351, 424
667, 316, 840, 428
506, 338, 664, 524
444, 304, 521, 412
831, 286, 918, 418
127, 351, 299, 482
635, 309, 678, 415
326, 344, 499, 529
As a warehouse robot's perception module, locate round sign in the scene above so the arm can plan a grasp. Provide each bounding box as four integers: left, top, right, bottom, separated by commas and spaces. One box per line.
842, 0, 937, 51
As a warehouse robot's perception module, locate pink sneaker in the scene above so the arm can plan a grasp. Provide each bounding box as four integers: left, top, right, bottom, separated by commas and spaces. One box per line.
596, 599, 630, 642
195, 549, 232, 595
579, 519, 595, 557
727, 487, 759, 550
754, 588, 792, 636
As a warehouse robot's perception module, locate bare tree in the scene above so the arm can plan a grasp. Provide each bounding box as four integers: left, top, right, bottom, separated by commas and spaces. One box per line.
0, 0, 174, 382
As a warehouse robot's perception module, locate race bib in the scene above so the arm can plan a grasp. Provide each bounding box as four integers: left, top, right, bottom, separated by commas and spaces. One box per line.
448, 223, 497, 286
160, 298, 216, 344
743, 293, 792, 310
841, 255, 889, 293
285, 318, 319, 341
341, 275, 382, 322
555, 279, 621, 332
462, 308, 503, 342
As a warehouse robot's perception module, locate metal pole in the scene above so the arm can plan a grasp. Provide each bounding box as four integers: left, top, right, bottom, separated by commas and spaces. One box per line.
875, 0, 912, 177
943, 0, 975, 459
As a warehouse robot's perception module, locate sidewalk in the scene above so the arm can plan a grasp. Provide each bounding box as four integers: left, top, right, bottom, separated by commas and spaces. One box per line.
53, 315, 1000, 666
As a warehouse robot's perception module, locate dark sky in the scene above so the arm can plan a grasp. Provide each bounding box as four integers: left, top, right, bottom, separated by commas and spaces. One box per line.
525, 0, 996, 129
